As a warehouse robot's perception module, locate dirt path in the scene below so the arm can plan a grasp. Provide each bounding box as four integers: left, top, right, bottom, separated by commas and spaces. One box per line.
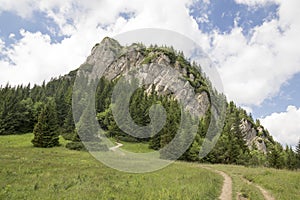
201, 166, 232, 200
242, 177, 275, 200
109, 142, 123, 151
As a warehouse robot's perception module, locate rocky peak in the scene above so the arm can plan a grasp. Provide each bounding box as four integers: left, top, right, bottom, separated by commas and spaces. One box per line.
80, 37, 211, 118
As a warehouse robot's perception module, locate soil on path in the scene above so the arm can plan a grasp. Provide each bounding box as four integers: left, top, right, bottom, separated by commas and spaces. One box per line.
109, 142, 123, 151
201, 166, 232, 200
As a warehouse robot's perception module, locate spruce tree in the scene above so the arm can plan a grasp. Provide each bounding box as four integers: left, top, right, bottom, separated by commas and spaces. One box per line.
267, 144, 284, 169
31, 98, 59, 148
296, 139, 300, 169
296, 138, 300, 158
285, 146, 298, 170
76, 103, 99, 142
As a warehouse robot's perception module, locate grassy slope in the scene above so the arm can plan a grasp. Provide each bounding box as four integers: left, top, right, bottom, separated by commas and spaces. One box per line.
209, 164, 300, 200
109, 138, 154, 153
119, 140, 300, 199
0, 134, 222, 200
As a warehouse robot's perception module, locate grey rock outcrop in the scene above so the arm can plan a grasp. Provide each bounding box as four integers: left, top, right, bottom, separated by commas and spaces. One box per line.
81, 37, 210, 118
240, 118, 267, 154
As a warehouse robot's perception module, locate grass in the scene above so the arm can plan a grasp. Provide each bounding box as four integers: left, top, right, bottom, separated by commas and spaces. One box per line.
109, 138, 154, 153
0, 134, 222, 200
119, 141, 153, 153
2, 134, 299, 200
208, 164, 300, 200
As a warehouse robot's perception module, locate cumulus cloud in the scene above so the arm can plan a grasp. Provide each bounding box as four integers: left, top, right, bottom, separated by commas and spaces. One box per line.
0, 0, 38, 18
0, 29, 103, 85
209, 0, 300, 106
260, 105, 300, 147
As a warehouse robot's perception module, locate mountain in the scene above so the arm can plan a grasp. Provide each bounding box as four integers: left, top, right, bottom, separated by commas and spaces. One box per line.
79, 37, 272, 154
0, 37, 298, 169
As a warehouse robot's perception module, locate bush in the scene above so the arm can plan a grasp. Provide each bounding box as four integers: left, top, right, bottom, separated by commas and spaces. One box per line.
66, 141, 109, 152
66, 142, 86, 151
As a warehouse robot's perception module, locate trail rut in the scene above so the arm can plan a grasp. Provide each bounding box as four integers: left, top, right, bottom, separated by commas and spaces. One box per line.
242, 177, 275, 200
201, 166, 232, 200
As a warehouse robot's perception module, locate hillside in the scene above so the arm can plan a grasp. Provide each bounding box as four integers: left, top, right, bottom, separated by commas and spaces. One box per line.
0, 37, 299, 169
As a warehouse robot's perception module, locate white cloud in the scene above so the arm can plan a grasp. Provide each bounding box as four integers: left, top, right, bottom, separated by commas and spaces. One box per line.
0, 38, 4, 50
234, 0, 279, 6
0, 29, 103, 86
260, 106, 300, 147
209, 0, 300, 106
8, 33, 15, 39
241, 106, 253, 114
0, 0, 38, 18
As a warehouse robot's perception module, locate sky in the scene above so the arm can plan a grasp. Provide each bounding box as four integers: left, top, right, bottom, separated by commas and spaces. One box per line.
0, 0, 299, 147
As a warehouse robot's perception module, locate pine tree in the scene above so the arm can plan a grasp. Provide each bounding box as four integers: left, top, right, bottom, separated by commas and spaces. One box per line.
31, 98, 59, 148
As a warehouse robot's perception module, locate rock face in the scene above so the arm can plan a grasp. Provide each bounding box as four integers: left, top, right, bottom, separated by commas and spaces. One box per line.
240, 118, 267, 154
85, 37, 123, 80
82, 37, 210, 118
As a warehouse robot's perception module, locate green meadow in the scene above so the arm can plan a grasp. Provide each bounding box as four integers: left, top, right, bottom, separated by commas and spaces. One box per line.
1, 133, 299, 200
0, 134, 222, 200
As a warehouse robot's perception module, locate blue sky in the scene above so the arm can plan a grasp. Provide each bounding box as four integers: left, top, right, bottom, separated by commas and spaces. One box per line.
0, 0, 299, 146
0, 11, 65, 45
190, 0, 279, 36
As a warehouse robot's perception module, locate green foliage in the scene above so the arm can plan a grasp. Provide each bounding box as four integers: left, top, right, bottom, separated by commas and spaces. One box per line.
284, 145, 298, 170
0, 85, 34, 135
61, 109, 76, 140
76, 105, 99, 142
204, 101, 250, 165
267, 143, 284, 169
31, 98, 60, 148
247, 150, 267, 167
296, 139, 300, 168
65, 141, 86, 151
296, 138, 300, 157
141, 53, 158, 64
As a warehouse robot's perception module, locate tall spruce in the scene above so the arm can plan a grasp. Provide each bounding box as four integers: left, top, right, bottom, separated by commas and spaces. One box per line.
296, 138, 300, 158
296, 139, 300, 168
31, 98, 60, 148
